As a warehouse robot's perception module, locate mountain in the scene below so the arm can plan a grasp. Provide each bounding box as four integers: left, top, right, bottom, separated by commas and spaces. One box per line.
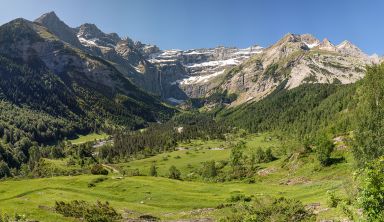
147, 46, 263, 103
201, 34, 379, 106
141, 33, 379, 107
0, 17, 174, 146
33, 12, 263, 104
33, 12, 379, 108
31, 12, 383, 109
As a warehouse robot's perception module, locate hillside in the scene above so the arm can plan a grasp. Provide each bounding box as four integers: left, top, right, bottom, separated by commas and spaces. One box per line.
217, 82, 357, 137
0, 18, 174, 169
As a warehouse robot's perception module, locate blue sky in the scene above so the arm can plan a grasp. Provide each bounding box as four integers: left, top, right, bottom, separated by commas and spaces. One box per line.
0, 0, 382, 54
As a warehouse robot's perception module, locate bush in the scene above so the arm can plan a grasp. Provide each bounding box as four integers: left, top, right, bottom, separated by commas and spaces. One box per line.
88, 177, 108, 188
315, 135, 334, 166
326, 190, 341, 208
0, 212, 27, 222
55, 200, 121, 222
228, 193, 252, 202
359, 157, 384, 221
201, 161, 217, 178
125, 168, 140, 177
220, 197, 315, 222
0, 161, 11, 179
138, 215, 160, 221
149, 163, 157, 177
168, 165, 181, 180
91, 164, 109, 175
254, 147, 276, 164
264, 148, 276, 162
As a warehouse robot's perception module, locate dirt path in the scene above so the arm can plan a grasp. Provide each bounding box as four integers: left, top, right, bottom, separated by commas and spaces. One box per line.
102, 164, 120, 174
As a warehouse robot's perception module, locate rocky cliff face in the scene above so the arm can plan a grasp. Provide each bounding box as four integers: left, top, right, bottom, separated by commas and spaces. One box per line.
147, 46, 263, 103
214, 34, 379, 106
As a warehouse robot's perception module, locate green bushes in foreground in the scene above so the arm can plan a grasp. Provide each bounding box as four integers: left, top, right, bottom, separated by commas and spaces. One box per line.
168, 165, 181, 180
220, 197, 315, 222
359, 157, 384, 221
91, 164, 109, 175
55, 200, 121, 222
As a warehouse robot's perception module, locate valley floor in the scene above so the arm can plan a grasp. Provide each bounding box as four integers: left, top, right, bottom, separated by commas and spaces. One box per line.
0, 133, 354, 221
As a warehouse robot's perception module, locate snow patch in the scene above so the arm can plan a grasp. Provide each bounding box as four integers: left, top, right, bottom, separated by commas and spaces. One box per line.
180, 70, 225, 85
304, 42, 319, 49
186, 59, 238, 68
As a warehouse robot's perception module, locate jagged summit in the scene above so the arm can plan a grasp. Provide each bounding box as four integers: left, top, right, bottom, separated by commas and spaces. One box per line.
317, 38, 337, 52
336, 40, 366, 57
34, 11, 83, 48
300, 34, 320, 48
35, 11, 59, 23
337, 40, 353, 48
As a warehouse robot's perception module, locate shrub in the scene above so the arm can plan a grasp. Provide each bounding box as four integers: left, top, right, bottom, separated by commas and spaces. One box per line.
149, 163, 157, 177
264, 148, 276, 162
88, 177, 108, 188
254, 147, 265, 163
201, 161, 217, 178
126, 168, 140, 177
91, 164, 109, 175
168, 165, 181, 180
0, 212, 27, 222
254, 147, 276, 164
359, 157, 384, 221
55, 200, 121, 222
230, 142, 247, 178
138, 215, 160, 221
315, 135, 334, 166
221, 197, 315, 222
326, 190, 341, 208
228, 193, 252, 202
0, 161, 11, 179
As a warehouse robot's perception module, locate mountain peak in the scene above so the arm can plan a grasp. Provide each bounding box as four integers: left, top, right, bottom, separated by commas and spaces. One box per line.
35, 11, 60, 24
34, 11, 82, 48
280, 33, 300, 43
337, 40, 357, 50
77, 23, 121, 48
317, 38, 337, 52
77, 23, 104, 38
337, 40, 365, 57
322, 38, 332, 44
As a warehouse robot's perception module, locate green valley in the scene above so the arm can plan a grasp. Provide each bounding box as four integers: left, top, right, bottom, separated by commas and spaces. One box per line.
0, 5, 383, 222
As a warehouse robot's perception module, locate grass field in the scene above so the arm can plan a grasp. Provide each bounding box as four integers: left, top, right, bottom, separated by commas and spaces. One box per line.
68, 133, 109, 145
0, 133, 354, 221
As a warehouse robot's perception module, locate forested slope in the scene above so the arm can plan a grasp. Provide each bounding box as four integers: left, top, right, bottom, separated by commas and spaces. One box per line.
218, 83, 357, 137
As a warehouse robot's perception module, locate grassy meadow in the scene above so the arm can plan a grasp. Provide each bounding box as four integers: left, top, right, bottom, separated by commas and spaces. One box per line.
0, 133, 354, 221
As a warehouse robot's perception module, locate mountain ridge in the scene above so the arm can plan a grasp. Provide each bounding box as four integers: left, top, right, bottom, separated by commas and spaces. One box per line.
29, 11, 382, 107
